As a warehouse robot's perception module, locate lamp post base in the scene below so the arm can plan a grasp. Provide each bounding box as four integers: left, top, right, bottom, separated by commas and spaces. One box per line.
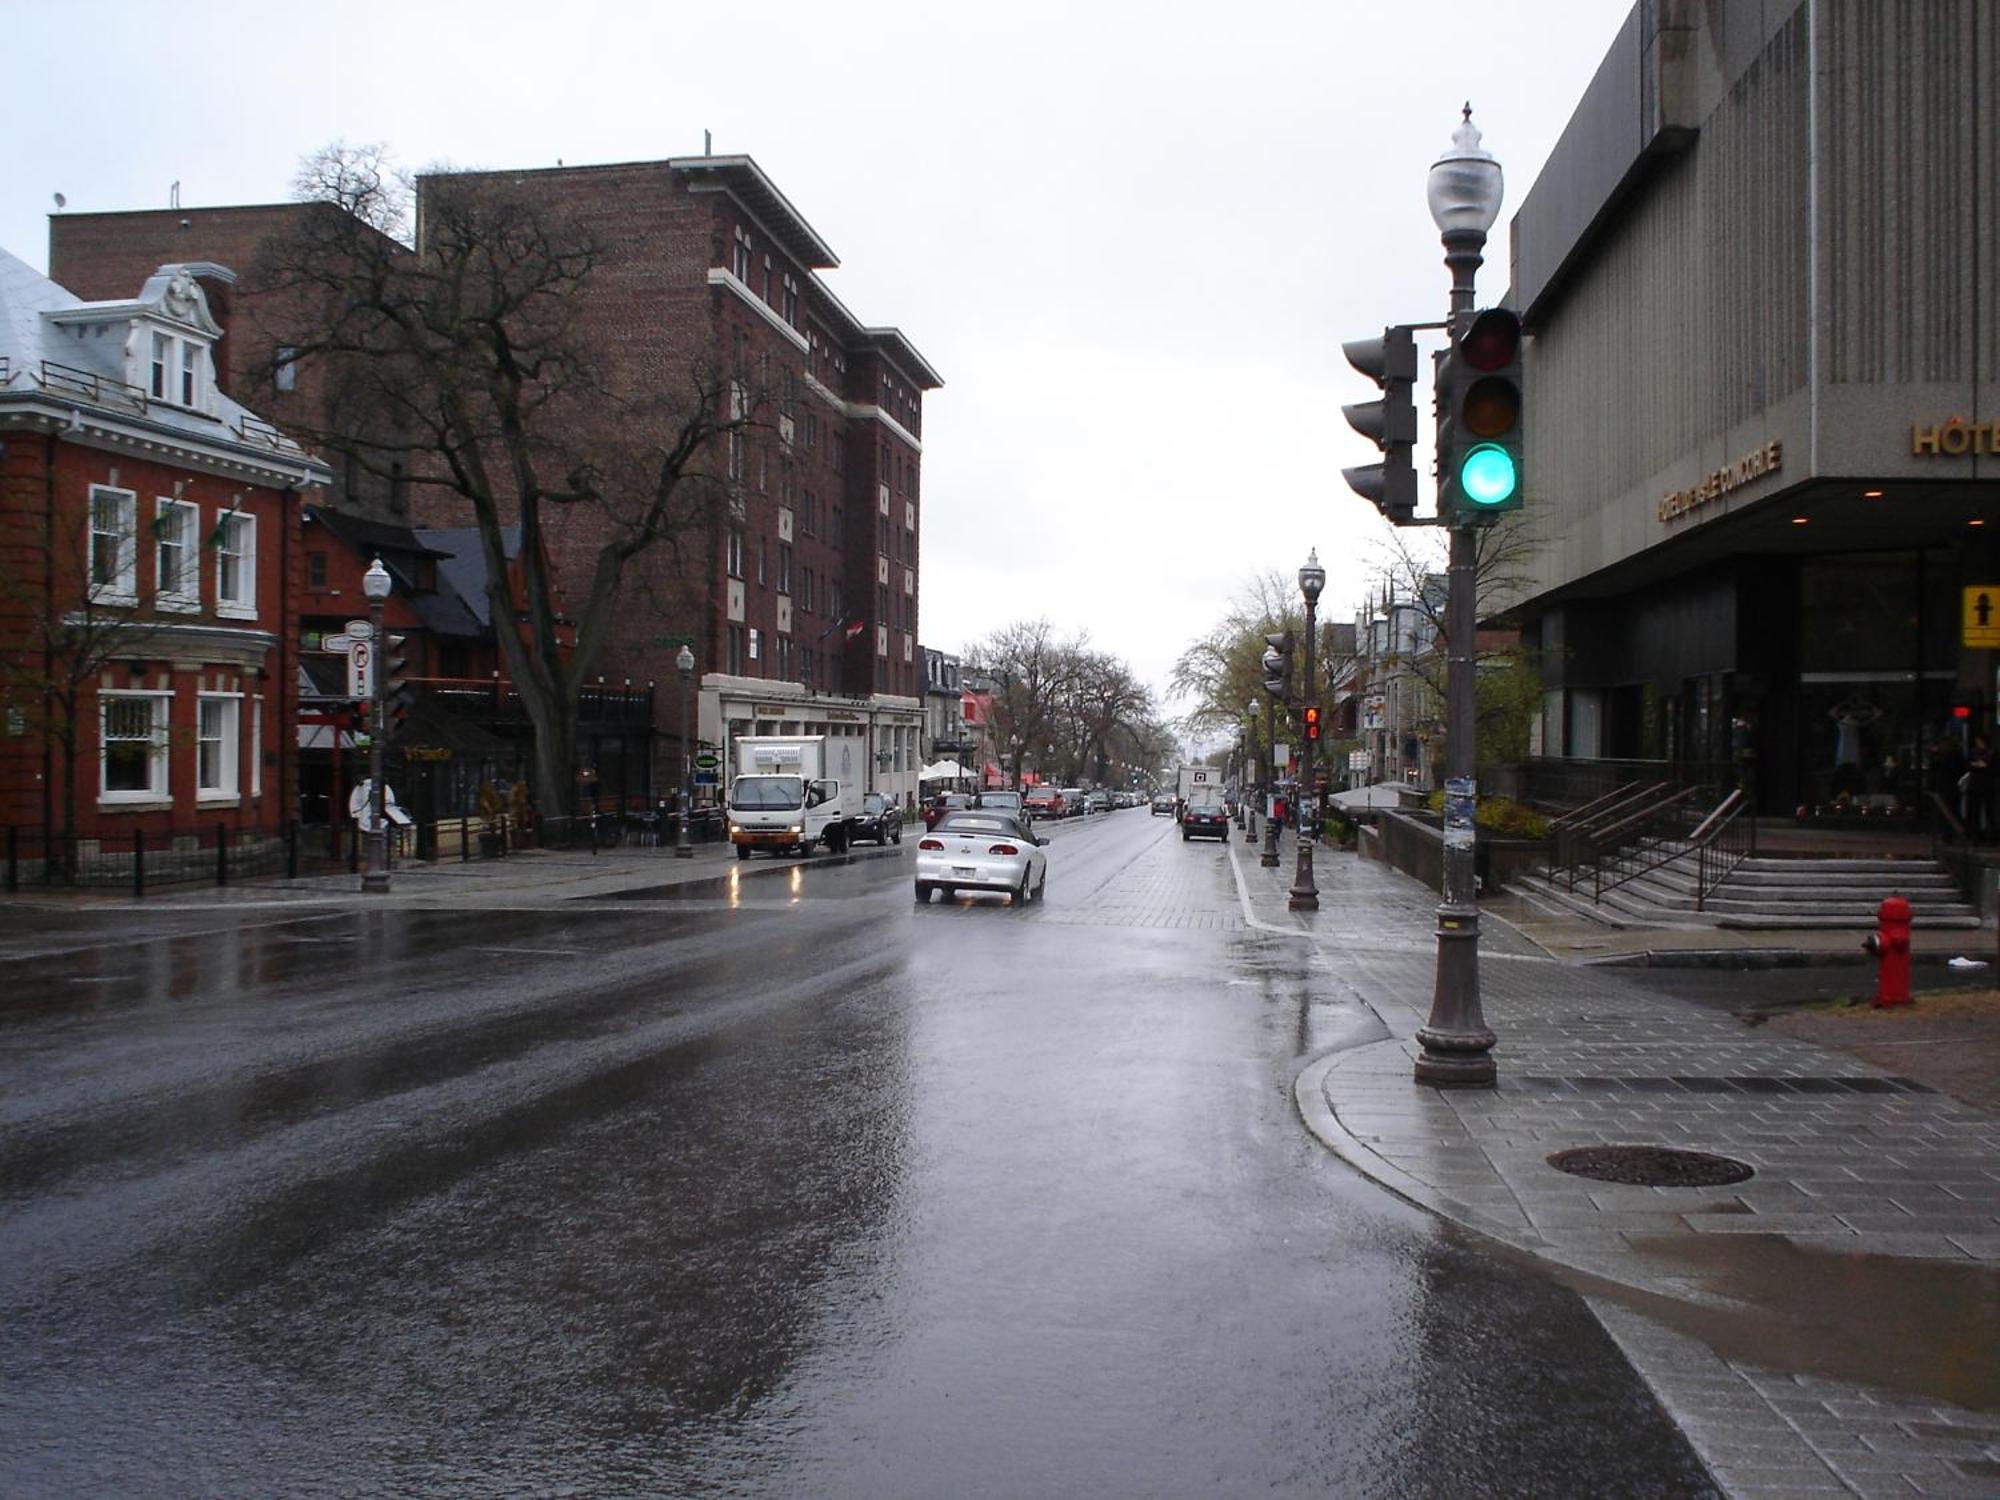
1261, 816, 1281, 867
361, 870, 391, 895
1415, 901, 1495, 1086
674, 842, 694, 860
1287, 839, 1318, 911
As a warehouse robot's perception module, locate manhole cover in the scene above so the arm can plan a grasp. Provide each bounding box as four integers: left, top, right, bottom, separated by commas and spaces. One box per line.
1546, 1145, 1754, 1187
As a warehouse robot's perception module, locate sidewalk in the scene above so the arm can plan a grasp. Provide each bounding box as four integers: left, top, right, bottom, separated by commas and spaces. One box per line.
1228, 830, 2000, 1499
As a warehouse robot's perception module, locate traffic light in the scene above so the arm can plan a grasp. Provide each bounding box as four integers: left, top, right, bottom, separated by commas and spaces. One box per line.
382, 634, 415, 738
1341, 324, 1418, 524
1261, 630, 1294, 702
1437, 306, 1525, 522
1304, 704, 1321, 742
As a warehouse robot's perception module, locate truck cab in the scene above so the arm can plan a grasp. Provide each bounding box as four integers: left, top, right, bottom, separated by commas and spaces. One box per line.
726, 735, 855, 857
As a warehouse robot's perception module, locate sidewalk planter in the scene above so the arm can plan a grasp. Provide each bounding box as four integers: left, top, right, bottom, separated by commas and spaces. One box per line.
1372, 809, 1544, 894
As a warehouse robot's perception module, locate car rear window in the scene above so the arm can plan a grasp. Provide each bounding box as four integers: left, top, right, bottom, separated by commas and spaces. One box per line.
934, 814, 1020, 836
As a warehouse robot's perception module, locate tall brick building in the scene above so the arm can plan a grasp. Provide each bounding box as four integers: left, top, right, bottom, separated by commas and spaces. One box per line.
52, 154, 942, 812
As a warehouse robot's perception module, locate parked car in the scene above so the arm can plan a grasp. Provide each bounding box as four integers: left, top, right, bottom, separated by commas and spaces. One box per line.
975, 790, 1026, 818
1061, 787, 1088, 817
1151, 792, 1177, 816
1085, 789, 1112, 814
853, 790, 903, 846
1181, 787, 1230, 841
923, 792, 974, 830
1024, 786, 1065, 819
914, 811, 1047, 905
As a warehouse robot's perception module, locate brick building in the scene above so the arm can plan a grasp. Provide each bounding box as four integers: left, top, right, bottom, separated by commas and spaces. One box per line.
0, 248, 330, 855
52, 155, 941, 812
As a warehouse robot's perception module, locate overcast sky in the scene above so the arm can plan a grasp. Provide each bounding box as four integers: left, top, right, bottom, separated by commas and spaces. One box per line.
8, 0, 1626, 724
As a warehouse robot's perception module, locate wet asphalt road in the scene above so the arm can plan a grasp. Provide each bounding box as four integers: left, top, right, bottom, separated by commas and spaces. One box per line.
0, 812, 1714, 1496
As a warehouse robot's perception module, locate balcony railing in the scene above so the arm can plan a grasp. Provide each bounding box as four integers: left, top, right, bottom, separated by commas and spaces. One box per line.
37, 359, 149, 414
420, 677, 655, 726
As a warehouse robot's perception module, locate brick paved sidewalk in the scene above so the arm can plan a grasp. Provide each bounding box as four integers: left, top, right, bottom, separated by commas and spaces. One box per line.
1228, 831, 2000, 1499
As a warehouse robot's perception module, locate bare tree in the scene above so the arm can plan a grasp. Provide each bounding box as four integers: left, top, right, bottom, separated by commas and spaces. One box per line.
1170, 570, 1360, 759
252, 144, 761, 821
967, 620, 1167, 786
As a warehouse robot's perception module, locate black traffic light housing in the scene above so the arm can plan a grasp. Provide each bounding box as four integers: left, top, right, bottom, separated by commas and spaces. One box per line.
1341, 325, 1419, 524
1261, 630, 1294, 702
1437, 307, 1525, 523
383, 635, 415, 739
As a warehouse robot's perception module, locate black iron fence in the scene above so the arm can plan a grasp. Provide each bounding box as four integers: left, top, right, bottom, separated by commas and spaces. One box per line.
2, 807, 732, 897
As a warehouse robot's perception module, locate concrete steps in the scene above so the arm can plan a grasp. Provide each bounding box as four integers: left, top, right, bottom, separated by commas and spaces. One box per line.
1517, 848, 1981, 930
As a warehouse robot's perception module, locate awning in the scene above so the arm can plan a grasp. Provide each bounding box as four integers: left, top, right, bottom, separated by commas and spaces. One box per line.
920, 759, 968, 781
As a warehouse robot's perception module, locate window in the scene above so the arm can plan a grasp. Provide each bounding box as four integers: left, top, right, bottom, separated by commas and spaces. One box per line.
782, 274, 799, 325
180, 342, 199, 407
154, 498, 199, 609
778, 543, 792, 595
777, 637, 793, 680
89, 486, 137, 602
727, 625, 745, 674
100, 692, 168, 799
307, 551, 328, 589
275, 347, 298, 393
214, 511, 256, 617
728, 430, 745, 483
748, 628, 762, 665
726, 529, 744, 578
197, 695, 241, 798
804, 414, 818, 451
832, 434, 845, 475
831, 580, 844, 621
800, 566, 814, 613
756, 536, 767, 587
733, 228, 752, 282
150, 333, 171, 400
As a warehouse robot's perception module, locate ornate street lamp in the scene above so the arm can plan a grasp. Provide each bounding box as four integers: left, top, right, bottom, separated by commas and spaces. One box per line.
1415, 105, 1502, 1087
360, 557, 392, 894
1288, 550, 1326, 910
675, 644, 696, 858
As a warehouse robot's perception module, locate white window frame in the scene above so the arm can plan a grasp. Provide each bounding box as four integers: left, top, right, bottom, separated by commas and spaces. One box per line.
99, 690, 170, 804
150, 332, 171, 400
88, 485, 138, 604
154, 498, 200, 611
275, 347, 298, 392
214, 510, 257, 619
180, 341, 199, 406
196, 693, 242, 800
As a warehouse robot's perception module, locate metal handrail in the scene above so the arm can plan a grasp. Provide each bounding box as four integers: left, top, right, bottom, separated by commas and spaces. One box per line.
1551, 781, 1673, 882
1586, 786, 1704, 900
1694, 791, 1757, 910
38, 359, 149, 412
1547, 781, 1642, 832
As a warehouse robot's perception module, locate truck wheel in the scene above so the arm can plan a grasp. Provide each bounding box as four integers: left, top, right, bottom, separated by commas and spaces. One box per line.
736, 845, 751, 860
799, 840, 817, 857
828, 824, 849, 854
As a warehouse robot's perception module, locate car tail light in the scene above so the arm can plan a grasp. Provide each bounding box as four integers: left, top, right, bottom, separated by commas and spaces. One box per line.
918, 838, 944, 850
988, 843, 1019, 856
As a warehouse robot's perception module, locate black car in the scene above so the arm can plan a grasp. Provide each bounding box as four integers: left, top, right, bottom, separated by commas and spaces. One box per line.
854, 791, 903, 846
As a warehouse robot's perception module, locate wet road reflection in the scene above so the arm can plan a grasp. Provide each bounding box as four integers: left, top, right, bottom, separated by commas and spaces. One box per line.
0, 817, 1712, 1495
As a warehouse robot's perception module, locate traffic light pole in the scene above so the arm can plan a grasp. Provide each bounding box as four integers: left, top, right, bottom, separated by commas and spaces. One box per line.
1415, 223, 1497, 1087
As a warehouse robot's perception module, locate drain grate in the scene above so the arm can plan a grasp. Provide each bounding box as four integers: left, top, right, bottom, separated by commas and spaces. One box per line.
1547, 1145, 1755, 1188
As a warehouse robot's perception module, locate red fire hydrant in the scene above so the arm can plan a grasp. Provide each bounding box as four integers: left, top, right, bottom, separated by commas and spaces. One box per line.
1866, 895, 1913, 1008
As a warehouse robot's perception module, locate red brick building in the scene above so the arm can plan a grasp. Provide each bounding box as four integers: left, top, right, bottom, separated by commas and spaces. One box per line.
0, 248, 331, 855
52, 155, 942, 811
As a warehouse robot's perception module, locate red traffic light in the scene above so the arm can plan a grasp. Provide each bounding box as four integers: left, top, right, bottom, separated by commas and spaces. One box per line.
1460, 308, 1521, 373
1304, 705, 1321, 741
1951, 702, 1974, 720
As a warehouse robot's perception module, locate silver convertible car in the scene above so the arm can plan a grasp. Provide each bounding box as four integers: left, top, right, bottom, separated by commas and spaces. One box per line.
914, 811, 1047, 906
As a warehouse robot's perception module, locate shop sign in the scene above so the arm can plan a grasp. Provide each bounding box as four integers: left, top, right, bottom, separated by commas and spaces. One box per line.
1657, 441, 1783, 523
1965, 586, 2000, 649
1913, 419, 2000, 456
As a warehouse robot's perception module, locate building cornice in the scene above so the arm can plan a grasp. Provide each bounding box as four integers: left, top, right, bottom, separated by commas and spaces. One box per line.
797, 371, 923, 453
705, 269, 810, 354
0, 394, 330, 490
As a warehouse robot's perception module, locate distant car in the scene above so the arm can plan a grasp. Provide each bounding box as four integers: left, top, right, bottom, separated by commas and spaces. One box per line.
1023, 786, 1065, 820
1085, 789, 1112, 814
1181, 789, 1230, 841
1151, 792, 1176, 816
975, 790, 1026, 818
923, 792, 973, 830
914, 811, 1047, 906
1061, 787, 1088, 817
854, 791, 903, 846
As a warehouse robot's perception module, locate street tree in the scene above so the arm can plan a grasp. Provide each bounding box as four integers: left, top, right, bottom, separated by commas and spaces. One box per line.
966, 620, 1166, 786
252, 144, 761, 823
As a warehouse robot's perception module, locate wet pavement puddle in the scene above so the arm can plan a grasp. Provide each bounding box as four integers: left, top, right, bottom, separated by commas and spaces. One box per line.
1576, 1233, 2000, 1412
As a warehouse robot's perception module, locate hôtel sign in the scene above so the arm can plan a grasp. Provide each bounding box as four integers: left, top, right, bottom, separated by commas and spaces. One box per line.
1658, 441, 1783, 523
1912, 419, 2000, 456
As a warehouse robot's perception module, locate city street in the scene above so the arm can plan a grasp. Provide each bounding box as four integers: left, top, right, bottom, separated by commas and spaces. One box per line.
0, 809, 1713, 1497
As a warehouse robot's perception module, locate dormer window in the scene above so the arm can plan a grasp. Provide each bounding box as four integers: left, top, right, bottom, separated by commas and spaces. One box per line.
150, 333, 171, 401
143, 326, 207, 410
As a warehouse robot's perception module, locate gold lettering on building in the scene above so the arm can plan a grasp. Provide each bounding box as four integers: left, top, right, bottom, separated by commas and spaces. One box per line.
1912, 418, 2000, 456
1657, 440, 1783, 523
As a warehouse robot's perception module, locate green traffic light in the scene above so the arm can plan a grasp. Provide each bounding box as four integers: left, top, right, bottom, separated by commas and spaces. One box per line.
1459, 443, 1518, 506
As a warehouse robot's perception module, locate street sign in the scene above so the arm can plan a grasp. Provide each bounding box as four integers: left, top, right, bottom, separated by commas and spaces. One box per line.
693, 770, 719, 786
347, 638, 374, 699
345, 619, 373, 640
694, 753, 720, 770
1964, 585, 2000, 648
1274, 743, 1292, 769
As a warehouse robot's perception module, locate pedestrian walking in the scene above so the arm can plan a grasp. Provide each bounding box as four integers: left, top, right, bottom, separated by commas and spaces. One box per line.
1965, 735, 1994, 841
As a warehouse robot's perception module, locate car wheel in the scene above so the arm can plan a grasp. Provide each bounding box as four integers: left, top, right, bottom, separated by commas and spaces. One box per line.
1180, 828, 1189, 841
1035, 868, 1047, 901
1015, 869, 1031, 907
939, 885, 955, 902
914, 881, 931, 903
890, 822, 902, 845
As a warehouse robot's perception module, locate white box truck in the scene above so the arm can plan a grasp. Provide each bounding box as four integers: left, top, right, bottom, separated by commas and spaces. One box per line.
1176, 764, 1219, 820
726, 735, 860, 858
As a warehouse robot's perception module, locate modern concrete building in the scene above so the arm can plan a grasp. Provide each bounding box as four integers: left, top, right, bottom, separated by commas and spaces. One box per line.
1511, 0, 1998, 829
